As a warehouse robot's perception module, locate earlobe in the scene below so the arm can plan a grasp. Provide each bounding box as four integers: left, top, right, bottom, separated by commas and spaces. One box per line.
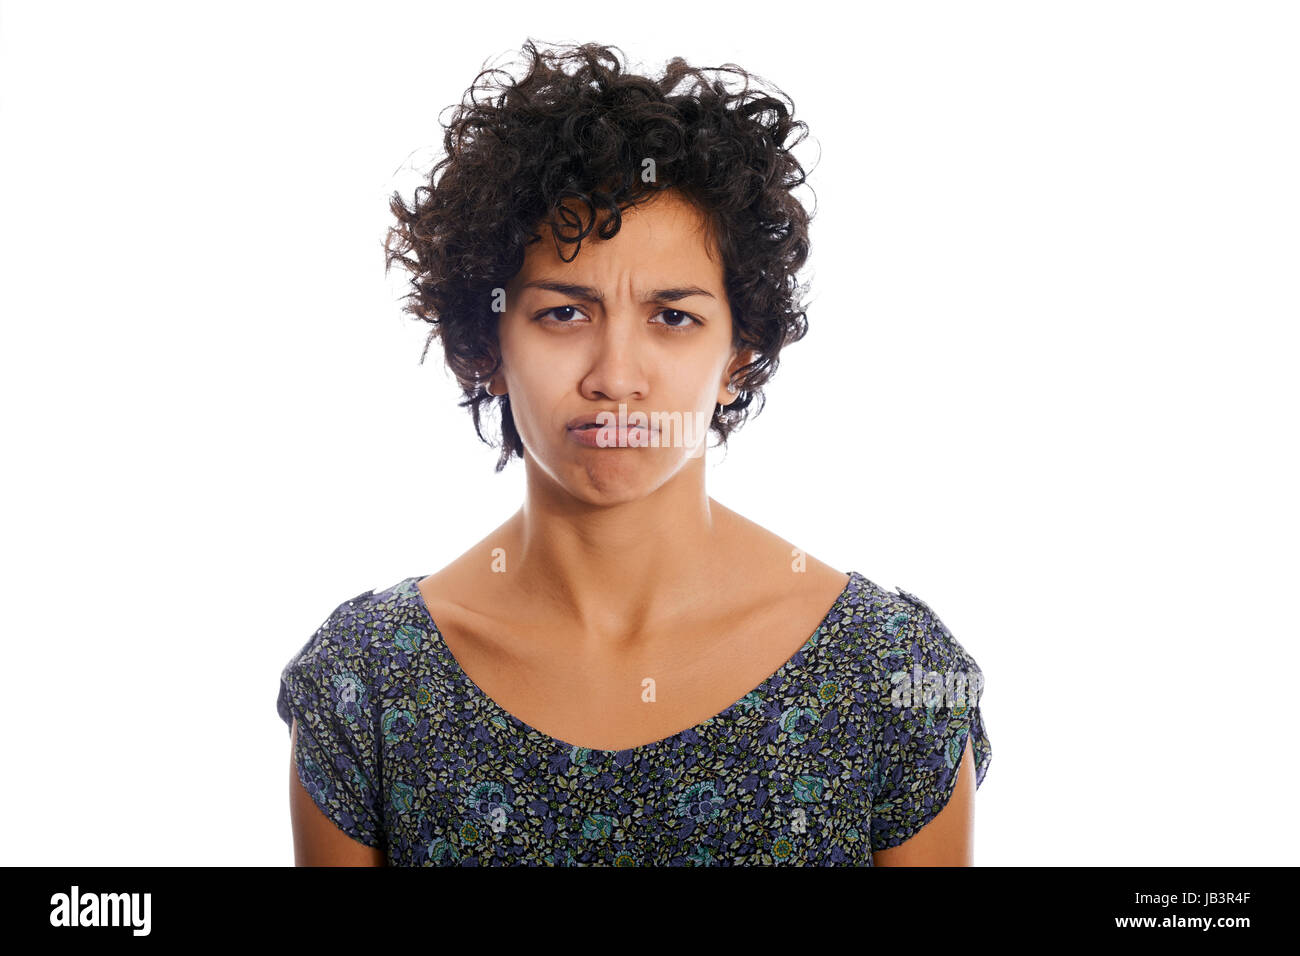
722, 351, 748, 402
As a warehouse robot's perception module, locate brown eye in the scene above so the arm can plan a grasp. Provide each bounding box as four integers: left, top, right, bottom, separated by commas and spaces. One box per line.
535, 305, 585, 324
653, 309, 700, 331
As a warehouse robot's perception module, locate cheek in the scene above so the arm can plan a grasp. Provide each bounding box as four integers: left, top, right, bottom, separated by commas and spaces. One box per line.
504, 359, 573, 430
513, 351, 575, 393
662, 363, 724, 407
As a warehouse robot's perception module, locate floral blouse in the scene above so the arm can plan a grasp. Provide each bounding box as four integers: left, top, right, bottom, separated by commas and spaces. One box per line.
276, 570, 992, 865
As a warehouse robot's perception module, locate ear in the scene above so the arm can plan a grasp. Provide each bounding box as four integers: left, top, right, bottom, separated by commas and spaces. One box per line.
719, 348, 756, 405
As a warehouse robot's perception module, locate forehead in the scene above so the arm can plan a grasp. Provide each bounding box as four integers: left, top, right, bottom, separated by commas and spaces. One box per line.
515, 189, 722, 283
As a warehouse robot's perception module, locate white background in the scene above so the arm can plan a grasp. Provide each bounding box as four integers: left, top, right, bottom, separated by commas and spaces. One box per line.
2, 0, 1296, 866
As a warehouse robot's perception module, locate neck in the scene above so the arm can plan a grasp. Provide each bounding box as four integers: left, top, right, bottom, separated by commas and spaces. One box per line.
503, 455, 734, 641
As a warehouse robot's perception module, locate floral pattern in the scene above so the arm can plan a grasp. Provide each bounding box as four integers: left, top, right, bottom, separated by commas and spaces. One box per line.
276, 570, 992, 865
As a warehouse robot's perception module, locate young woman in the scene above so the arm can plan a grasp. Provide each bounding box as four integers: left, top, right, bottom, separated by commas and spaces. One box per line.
277, 40, 992, 866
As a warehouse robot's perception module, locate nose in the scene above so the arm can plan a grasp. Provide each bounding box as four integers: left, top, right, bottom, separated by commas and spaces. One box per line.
579, 316, 649, 401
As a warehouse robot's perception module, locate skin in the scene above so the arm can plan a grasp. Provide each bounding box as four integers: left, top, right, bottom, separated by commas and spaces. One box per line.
290, 188, 978, 865
486, 187, 759, 643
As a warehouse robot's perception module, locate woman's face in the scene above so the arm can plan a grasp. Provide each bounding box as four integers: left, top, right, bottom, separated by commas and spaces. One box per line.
498, 189, 746, 501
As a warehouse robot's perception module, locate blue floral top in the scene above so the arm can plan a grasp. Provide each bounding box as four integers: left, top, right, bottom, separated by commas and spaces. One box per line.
276, 570, 992, 865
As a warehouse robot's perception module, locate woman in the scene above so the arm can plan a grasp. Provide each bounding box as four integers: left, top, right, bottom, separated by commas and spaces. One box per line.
277, 40, 992, 866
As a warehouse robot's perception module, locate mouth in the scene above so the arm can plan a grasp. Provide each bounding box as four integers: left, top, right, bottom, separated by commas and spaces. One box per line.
567, 422, 657, 434
566, 414, 658, 432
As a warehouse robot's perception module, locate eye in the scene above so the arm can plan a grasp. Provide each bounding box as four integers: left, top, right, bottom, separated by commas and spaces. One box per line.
531, 305, 702, 331
534, 305, 586, 325
651, 309, 702, 332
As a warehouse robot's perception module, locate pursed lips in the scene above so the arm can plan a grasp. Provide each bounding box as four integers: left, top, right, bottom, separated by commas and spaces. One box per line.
570, 422, 655, 431
567, 420, 658, 434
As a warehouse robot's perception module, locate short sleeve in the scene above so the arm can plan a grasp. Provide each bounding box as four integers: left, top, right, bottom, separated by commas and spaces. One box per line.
868, 588, 992, 852
276, 596, 385, 850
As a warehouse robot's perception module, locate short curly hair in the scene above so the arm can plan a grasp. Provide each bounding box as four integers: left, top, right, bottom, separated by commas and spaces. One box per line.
384, 39, 815, 472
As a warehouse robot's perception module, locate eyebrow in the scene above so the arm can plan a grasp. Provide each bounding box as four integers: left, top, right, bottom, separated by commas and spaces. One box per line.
517, 280, 716, 304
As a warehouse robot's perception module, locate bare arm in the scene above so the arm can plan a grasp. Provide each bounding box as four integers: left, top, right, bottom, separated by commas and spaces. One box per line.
873, 736, 977, 866
289, 717, 386, 866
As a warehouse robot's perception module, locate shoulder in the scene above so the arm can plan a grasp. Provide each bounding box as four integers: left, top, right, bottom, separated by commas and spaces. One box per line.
832, 574, 985, 696
889, 586, 984, 681
286, 576, 424, 678
277, 576, 431, 736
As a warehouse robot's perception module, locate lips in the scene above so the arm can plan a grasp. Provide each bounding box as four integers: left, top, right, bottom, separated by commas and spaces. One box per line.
566, 412, 656, 431
566, 412, 621, 430
570, 421, 655, 433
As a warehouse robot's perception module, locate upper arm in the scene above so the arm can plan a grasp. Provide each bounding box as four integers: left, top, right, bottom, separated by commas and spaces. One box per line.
277, 599, 388, 864
289, 717, 386, 866
868, 587, 992, 863
873, 736, 977, 866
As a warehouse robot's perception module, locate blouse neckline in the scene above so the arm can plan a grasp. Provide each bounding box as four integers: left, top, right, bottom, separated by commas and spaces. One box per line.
403, 570, 862, 759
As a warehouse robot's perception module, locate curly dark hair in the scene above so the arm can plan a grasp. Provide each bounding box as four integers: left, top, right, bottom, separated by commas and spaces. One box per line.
384, 39, 816, 472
